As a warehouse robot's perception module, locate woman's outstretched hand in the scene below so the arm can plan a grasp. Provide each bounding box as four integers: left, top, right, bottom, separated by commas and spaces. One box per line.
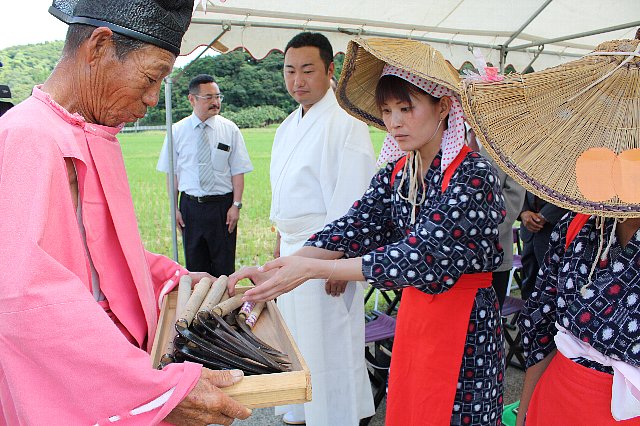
234, 256, 319, 302
226, 265, 271, 296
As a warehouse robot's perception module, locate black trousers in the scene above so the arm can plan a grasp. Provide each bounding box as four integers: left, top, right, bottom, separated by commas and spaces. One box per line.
519, 224, 554, 301
491, 270, 511, 310
180, 192, 236, 276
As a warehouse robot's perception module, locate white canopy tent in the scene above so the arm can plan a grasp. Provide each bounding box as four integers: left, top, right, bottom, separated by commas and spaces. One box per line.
183, 0, 640, 72
164, 0, 640, 260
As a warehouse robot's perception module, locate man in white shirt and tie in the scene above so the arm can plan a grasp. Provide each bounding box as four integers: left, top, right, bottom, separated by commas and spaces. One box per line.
157, 74, 253, 276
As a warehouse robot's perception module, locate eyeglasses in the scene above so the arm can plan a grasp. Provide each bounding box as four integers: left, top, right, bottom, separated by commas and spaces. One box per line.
193, 94, 224, 102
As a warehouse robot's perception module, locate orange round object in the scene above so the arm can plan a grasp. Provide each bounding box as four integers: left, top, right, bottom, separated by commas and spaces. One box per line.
575, 148, 617, 202
613, 149, 640, 203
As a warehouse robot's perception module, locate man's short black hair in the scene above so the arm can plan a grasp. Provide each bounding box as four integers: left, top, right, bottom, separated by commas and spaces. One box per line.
188, 74, 216, 94
63, 24, 147, 61
284, 32, 333, 72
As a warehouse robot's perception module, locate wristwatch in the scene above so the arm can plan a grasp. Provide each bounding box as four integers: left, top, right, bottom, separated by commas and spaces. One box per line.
233, 201, 243, 209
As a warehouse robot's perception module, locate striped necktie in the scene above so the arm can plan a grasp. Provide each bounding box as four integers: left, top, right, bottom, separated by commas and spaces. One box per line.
197, 122, 216, 192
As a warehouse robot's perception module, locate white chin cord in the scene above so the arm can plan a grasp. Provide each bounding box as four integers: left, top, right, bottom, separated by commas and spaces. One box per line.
396, 118, 444, 225
425, 118, 444, 145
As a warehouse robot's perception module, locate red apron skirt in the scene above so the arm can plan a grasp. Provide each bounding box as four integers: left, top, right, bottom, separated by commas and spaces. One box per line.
527, 351, 640, 425
386, 273, 492, 426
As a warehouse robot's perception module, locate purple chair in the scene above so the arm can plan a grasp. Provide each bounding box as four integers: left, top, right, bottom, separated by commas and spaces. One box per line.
502, 296, 526, 370
502, 228, 526, 369
507, 227, 523, 296
362, 311, 396, 424
365, 312, 396, 343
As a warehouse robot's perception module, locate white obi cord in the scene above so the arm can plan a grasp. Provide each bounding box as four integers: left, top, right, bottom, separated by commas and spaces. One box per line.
554, 323, 640, 420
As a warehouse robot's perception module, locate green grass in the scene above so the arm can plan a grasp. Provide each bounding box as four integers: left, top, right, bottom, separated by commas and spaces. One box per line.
119, 126, 386, 269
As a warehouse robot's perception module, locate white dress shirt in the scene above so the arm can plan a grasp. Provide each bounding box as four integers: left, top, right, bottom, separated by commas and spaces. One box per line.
157, 114, 253, 196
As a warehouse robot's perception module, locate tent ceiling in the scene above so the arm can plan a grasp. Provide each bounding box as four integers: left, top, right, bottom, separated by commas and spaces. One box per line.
182, 0, 639, 71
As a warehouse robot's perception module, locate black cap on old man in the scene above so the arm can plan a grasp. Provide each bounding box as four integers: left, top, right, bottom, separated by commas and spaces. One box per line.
49, 0, 194, 55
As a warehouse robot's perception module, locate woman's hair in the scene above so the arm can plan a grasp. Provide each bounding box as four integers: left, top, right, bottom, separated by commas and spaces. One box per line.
375, 75, 438, 109
375, 74, 448, 128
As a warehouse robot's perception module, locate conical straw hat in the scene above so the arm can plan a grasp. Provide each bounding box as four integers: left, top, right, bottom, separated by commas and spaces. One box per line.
463, 39, 640, 218
337, 37, 461, 131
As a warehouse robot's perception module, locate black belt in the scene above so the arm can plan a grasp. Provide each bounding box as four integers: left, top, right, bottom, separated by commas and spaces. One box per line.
181, 192, 232, 203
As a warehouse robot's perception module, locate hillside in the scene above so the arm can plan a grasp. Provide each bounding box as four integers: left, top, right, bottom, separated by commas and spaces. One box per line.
0, 41, 343, 127
0, 41, 64, 103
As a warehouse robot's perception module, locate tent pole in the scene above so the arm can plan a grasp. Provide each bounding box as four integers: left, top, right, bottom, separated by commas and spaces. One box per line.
164, 76, 179, 262
499, 46, 506, 73
174, 24, 231, 82
524, 45, 545, 71
508, 20, 640, 51
504, 0, 553, 47
500, 0, 552, 73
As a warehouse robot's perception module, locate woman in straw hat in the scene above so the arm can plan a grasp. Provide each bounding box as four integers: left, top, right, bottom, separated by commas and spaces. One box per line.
230, 37, 507, 425
463, 36, 640, 425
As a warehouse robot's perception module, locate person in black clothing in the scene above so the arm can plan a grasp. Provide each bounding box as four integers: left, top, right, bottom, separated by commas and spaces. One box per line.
0, 79, 14, 117
518, 191, 568, 300
0, 101, 13, 117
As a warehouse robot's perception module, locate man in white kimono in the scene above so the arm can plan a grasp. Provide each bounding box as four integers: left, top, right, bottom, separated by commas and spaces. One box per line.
270, 32, 376, 425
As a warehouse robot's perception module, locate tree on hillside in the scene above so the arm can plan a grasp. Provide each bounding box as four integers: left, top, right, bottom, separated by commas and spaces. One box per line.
0, 41, 64, 102
145, 50, 346, 126
0, 41, 345, 128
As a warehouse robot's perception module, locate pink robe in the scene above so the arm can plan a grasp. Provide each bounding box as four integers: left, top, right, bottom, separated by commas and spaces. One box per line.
0, 87, 202, 425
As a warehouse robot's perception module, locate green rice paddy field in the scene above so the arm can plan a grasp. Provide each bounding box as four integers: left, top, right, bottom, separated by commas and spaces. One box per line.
119, 126, 386, 269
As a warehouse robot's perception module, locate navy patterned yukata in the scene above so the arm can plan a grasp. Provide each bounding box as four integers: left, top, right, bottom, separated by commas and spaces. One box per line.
306, 150, 507, 425
520, 213, 640, 373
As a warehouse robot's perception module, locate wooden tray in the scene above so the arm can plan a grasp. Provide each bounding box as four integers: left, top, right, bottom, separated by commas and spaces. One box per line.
150, 287, 311, 408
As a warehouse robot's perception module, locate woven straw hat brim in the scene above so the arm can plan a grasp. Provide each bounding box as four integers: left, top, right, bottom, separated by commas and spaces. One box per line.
337, 37, 462, 131
463, 39, 640, 218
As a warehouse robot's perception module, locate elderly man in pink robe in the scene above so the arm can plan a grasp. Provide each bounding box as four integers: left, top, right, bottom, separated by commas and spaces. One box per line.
0, 1, 251, 425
